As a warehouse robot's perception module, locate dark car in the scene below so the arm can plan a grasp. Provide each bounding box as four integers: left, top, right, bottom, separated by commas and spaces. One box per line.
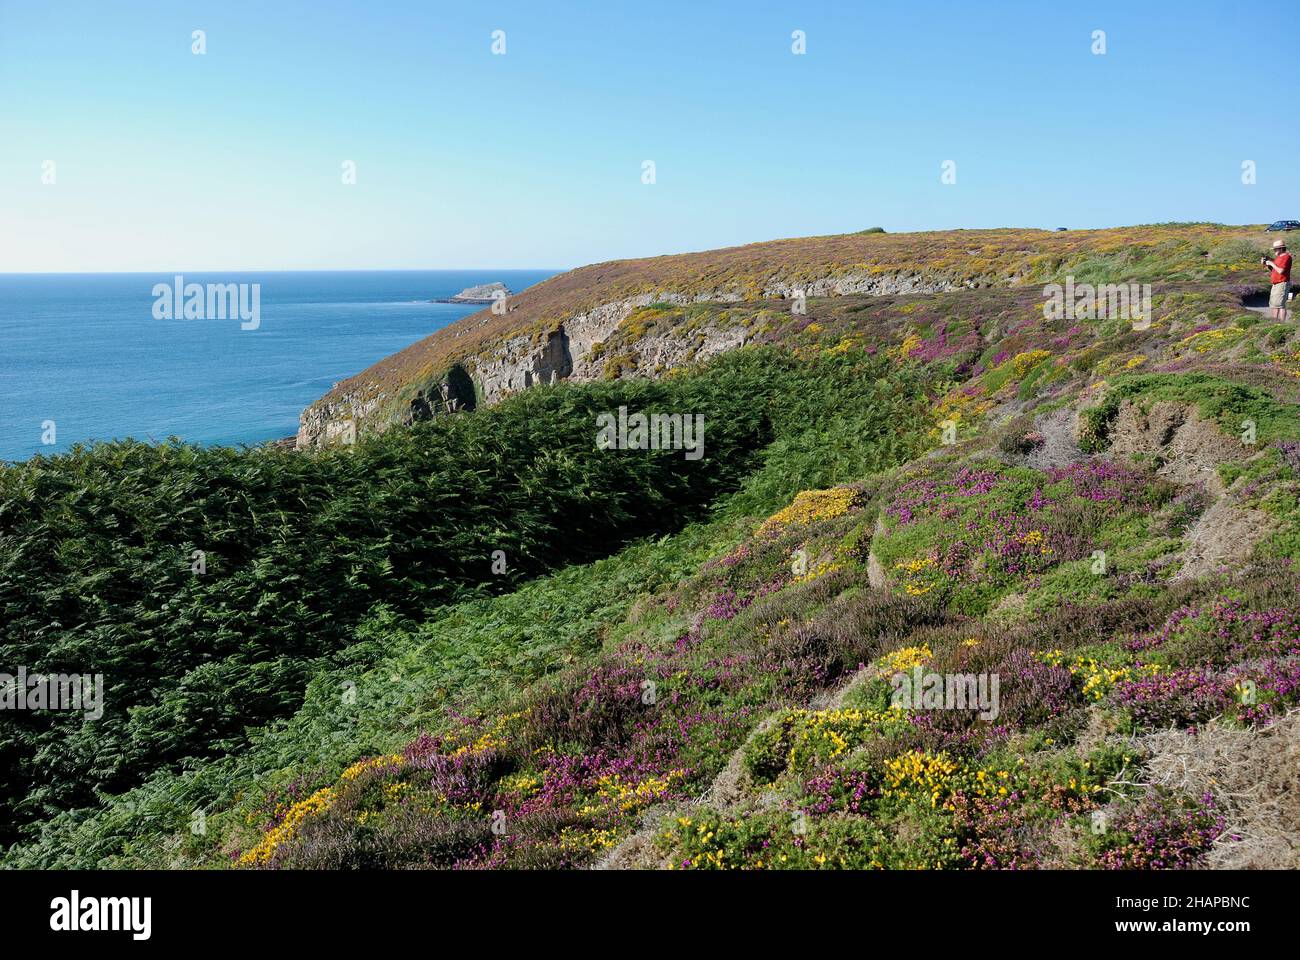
1267, 220, 1300, 231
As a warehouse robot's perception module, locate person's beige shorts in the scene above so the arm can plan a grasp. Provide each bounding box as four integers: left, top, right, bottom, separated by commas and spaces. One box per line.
1271, 281, 1290, 308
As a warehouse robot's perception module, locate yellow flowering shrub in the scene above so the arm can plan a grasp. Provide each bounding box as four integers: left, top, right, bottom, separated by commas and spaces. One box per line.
898, 333, 924, 359
1004, 350, 1052, 377
446, 711, 524, 758
340, 754, 404, 781
381, 781, 410, 804
239, 752, 409, 866
499, 772, 542, 799
555, 825, 623, 854
449, 730, 507, 758
874, 644, 933, 677
1021, 529, 1053, 557
1034, 650, 1161, 701
892, 554, 940, 595
581, 770, 686, 818
757, 486, 862, 538
238, 786, 336, 866
928, 390, 992, 441
768, 707, 910, 773
1179, 326, 1245, 354
881, 750, 1023, 809
793, 558, 843, 584
1270, 349, 1300, 378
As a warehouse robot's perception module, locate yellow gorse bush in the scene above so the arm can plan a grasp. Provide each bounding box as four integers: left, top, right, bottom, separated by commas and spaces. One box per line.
1021, 529, 1053, 557
340, 753, 404, 781
897, 333, 924, 359
499, 772, 542, 798
1179, 326, 1245, 354
778, 707, 909, 770
239, 753, 407, 866
447, 711, 525, 758
757, 486, 861, 538
238, 786, 336, 866
449, 730, 508, 758
1034, 650, 1161, 701
928, 389, 993, 440
892, 554, 939, 595
581, 770, 686, 818
881, 750, 1019, 810
793, 558, 843, 584
1270, 349, 1300, 378
874, 644, 933, 678
1004, 350, 1052, 378
382, 781, 410, 804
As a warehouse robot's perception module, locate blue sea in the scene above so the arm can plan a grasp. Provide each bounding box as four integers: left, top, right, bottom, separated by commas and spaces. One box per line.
0, 270, 557, 462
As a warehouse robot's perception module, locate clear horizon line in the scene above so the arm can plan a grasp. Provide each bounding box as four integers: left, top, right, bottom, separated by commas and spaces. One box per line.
0, 266, 571, 276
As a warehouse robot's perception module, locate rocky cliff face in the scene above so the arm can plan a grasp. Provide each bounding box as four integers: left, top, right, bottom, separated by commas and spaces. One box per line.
499, 269, 961, 396
297, 365, 478, 447
405, 363, 477, 422
471, 328, 573, 403
296, 391, 382, 448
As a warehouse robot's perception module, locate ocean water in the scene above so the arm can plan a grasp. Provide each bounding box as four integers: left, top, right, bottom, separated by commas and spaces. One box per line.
0, 270, 557, 462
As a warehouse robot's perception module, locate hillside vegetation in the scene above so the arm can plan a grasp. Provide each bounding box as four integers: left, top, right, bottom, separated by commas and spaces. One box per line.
4, 223, 1299, 870
299, 223, 1268, 445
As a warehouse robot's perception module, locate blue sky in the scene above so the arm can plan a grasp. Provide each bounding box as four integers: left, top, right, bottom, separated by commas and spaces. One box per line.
0, 0, 1290, 271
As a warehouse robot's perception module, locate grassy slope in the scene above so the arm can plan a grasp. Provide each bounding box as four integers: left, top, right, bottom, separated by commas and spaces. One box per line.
10, 224, 1300, 869
2, 351, 890, 841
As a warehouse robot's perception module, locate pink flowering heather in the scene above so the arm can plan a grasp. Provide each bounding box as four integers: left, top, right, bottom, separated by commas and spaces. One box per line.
1046, 461, 1152, 504
954, 467, 1001, 497
801, 767, 877, 815
1125, 604, 1203, 653
1095, 792, 1225, 870
1110, 667, 1233, 729
1278, 440, 1300, 472
885, 475, 940, 525
1229, 658, 1300, 726
1128, 598, 1300, 660
905, 324, 983, 365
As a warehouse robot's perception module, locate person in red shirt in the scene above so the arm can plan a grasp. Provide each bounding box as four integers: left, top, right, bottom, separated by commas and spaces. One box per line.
1264, 239, 1293, 320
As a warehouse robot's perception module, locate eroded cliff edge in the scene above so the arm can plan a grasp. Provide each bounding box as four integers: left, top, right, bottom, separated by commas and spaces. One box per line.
295, 225, 1262, 448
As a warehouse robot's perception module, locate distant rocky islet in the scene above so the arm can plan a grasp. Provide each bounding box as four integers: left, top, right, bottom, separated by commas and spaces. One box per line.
431, 281, 511, 305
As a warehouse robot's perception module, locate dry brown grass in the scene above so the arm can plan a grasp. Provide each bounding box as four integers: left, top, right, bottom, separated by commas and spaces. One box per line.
1141, 710, 1300, 869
